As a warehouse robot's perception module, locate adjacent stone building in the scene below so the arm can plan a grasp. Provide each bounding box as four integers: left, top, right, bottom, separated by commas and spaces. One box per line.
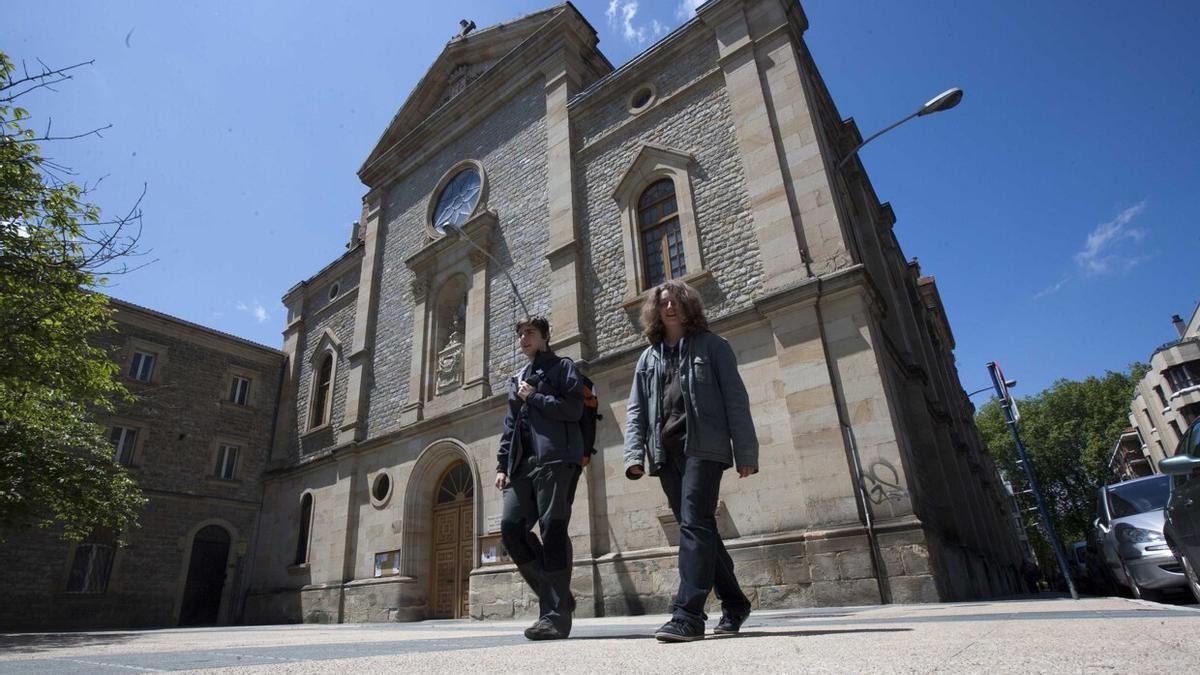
243, 0, 1024, 625
1110, 304, 1200, 478
0, 299, 283, 630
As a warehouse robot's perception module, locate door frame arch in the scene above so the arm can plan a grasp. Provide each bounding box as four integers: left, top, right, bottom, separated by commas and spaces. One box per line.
400, 438, 481, 617
172, 518, 241, 625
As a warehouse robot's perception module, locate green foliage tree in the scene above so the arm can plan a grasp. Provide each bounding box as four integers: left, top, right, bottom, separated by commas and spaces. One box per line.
976, 363, 1149, 570
0, 51, 147, 540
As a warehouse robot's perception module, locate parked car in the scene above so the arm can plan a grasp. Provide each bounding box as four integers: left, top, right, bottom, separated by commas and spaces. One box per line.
1159, 416, 1200, 601
1092, 473, 1186, 601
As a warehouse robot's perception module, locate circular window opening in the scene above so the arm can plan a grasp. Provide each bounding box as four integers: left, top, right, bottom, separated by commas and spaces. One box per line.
371, 472, 391, 505
432, 167, 482, 235
328, 283, 340, 300
628, 84, 656, 113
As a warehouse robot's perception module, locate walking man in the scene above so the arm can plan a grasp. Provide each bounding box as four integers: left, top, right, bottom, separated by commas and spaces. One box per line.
624, 280, 758, 642
496, 316, 584, 640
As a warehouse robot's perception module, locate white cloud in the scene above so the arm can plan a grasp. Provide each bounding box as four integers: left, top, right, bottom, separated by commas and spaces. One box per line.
1073, 201, 1149, 276
1033, 200, 1151, 300
651, 19, 665, 38
1033, 274, 1069, 300
607, 1, 647, 44
675, 0, 705, 21
235, 299, 270, 323
606, 0, 619, 24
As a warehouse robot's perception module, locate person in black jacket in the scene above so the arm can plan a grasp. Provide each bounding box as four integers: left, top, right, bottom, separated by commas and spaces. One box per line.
496, 316, 584, 640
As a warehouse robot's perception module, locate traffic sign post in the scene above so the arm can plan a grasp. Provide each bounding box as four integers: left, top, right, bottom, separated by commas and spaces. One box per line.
987, 361, 1077, 599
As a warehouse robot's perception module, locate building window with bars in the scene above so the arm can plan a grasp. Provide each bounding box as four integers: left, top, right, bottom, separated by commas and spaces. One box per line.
66, 543, 115, 594
229, 376, 251, 405
638, 178, 686, 288
128, 351, 156, 382
110, 426, 138, 466
215, 444, 239, 480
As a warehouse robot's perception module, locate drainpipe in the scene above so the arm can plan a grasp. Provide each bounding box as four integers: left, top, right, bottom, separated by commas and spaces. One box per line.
814, 277, 892, 604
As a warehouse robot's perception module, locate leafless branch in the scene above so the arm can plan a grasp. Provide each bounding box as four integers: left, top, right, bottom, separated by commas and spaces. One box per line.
1, 59, 94, 99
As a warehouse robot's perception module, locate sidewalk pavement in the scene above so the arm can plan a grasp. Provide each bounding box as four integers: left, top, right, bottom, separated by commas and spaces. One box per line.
2, 596, 1198, 674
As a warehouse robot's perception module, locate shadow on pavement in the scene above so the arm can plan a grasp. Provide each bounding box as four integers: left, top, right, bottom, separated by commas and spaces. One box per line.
0, 632, 139, 655
572, 627, 911, 641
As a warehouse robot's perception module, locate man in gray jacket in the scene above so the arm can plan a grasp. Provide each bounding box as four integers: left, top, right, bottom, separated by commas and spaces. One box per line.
624, 280, 758, 642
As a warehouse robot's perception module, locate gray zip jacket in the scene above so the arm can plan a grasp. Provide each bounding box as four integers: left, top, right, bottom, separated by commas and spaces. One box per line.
623, 330, 758, 478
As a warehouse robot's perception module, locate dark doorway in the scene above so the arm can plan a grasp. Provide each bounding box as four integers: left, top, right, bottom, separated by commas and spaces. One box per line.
179, 525, 231, 626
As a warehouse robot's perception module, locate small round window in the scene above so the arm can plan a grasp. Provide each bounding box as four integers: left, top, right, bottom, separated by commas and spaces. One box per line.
328, 283, 340, 300
432, 167, 482, 233
628, 83, 657, 114
371, 472, 392, 506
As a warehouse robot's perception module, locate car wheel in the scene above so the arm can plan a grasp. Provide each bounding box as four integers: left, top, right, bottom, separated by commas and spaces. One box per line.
1181, 553, 1200, 603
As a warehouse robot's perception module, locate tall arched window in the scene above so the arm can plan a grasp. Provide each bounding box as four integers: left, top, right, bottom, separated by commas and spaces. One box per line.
294, 493, 313, 565
310, 354, 333, 429
638, 178, 686, 288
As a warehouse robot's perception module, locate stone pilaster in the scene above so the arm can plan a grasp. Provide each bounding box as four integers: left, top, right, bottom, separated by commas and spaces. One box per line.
339, 192, 385, 444
400, 274, 430, 425
461, 250, 491, 402
542, 54, 587, 360
699, 0, 855, 295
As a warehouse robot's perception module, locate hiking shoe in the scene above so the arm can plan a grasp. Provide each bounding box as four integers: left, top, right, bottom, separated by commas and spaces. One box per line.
524, 617, 567, 641
713, 608, 750, 634
654, 618, 705, 642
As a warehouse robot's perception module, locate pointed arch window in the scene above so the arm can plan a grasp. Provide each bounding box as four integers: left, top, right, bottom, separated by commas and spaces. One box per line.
638, 178, 686, 288
310, 354, 333, 429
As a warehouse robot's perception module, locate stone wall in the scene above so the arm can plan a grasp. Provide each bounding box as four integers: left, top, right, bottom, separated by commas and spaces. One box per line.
365, 79, 550, 439
575, 34, 761, 357
0, 301, 282, 630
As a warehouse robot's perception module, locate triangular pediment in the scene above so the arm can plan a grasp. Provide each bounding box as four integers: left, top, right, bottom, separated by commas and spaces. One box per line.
360, 5, 567, 175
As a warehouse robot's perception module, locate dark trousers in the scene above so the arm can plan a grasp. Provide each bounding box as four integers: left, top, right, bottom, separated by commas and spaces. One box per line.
658, 451, 750, 625
500, 457, 579, 621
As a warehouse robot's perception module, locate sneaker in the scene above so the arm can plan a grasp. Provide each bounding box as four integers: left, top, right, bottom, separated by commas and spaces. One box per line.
713, 608, 750, 635
654, 618, 705, 642
524, 617, 567, 641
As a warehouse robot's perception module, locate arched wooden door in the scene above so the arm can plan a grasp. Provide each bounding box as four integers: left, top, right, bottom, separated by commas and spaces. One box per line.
430, 460, 474, 618
179, 525, 231, 626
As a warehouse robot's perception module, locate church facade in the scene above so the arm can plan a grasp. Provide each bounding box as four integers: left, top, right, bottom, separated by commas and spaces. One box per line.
242, 0, 1024, 624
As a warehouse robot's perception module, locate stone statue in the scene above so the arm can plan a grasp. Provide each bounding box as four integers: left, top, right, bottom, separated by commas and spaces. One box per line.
436, 313, 464, 395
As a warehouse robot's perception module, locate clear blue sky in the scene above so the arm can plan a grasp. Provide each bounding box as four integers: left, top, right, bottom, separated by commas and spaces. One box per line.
5, 1, 1198, 396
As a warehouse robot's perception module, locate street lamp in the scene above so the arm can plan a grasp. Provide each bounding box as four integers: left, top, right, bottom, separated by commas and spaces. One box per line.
836, 87, 964, 170
968, 379, 1015, 399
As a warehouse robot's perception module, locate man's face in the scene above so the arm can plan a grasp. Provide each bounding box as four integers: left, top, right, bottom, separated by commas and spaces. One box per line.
657, 290, 685, 331
518, 325, 547, 359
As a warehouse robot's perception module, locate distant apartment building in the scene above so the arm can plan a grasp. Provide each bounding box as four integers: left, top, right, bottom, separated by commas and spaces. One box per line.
0, 298, 283, 630
1110, 304, 1200, 478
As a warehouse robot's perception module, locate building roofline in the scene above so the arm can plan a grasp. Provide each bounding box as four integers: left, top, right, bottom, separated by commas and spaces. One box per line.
106, 296, 283, 355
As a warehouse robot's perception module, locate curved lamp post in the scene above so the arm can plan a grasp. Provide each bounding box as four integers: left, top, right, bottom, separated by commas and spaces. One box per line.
836, 87, 964, 170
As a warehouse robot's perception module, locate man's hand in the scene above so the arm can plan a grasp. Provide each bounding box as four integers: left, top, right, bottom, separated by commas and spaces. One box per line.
627, 464, 644, 477
737, 465, 757, 478
517, 381, 534, 401
581, 455, 591, 467
495, 472, 508, 490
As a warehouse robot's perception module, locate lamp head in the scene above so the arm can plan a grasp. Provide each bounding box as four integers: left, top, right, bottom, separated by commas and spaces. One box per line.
918, 87, 963, 116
